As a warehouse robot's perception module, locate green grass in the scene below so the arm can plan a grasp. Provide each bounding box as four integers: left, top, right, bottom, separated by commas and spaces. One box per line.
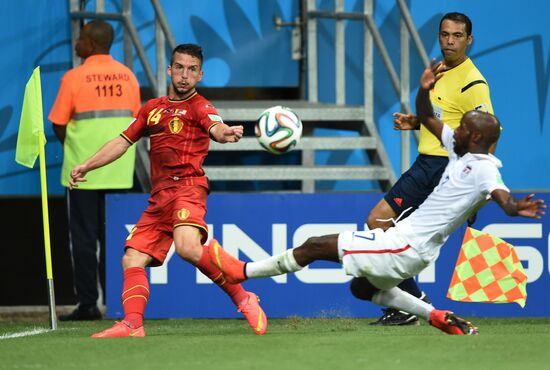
1, 317, 550, 370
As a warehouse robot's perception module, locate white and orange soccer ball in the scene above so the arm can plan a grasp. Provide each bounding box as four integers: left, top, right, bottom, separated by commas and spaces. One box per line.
255, 105, 303, 155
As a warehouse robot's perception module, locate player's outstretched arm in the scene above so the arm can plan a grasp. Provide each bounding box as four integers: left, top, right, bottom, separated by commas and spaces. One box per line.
415, 59, 446, 141
210, 122, 244, 143
69, 136, 131, 189
393, 112, 419, 130
491, 190, 546, 218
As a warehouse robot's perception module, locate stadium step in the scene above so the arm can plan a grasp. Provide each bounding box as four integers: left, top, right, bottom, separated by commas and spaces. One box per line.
209, 137, 378, 151
204, 165, 391, 181
69, 3, 403, 193
213, 100, 365, 121
210, 99, 395, 192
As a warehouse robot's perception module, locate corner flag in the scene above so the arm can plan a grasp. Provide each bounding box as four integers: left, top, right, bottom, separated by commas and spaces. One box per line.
15, 66, 47, 168
447, 227, 528, 307
14, 66, 57, 329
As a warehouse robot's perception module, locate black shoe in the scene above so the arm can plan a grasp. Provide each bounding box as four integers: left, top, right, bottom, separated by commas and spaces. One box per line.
369, 291, 432, 326
59, 306, 102, 321
369, 308, 419, 326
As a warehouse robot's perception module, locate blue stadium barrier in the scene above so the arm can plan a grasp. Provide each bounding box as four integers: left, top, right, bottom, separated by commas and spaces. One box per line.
106, 193, 550, 318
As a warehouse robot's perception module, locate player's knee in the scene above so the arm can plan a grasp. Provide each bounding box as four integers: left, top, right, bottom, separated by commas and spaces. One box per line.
296, 236, 324, 260
175, 244, 192, 261
304, 236, 325, 250
305, 235, 337, 256
294, 235, 336, 265
350, 277, 379, 301
122, 248, 151, 269
174, 241, 203, 263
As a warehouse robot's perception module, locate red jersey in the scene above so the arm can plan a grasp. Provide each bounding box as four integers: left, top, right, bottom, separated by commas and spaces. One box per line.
121, 92, 221, 194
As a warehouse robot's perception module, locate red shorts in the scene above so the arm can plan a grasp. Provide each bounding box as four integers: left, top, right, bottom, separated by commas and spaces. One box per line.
125, 185, 208, 266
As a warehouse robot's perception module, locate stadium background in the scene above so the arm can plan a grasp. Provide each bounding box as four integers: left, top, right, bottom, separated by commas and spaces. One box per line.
1, 0, 548, 317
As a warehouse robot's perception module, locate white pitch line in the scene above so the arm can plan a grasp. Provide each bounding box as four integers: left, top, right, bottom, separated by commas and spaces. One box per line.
0, 327, 50, 340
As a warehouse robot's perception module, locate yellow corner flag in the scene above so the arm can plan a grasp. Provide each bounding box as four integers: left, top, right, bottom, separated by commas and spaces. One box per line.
15, 66, 47, 168
14, 67, 57, 329
447, 227, 528, 308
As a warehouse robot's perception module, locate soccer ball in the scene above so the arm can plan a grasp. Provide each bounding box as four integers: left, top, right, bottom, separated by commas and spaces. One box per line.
255, 105, 303, 155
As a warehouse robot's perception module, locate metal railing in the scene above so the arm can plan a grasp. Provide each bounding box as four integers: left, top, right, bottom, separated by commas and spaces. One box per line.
69, 0, 178, 192
305, 0, 430, 174
69, 0, 176, 98
68, 0, 430, 192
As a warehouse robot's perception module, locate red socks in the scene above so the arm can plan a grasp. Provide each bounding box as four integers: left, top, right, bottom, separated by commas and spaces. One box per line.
120, 244, 245, 328
122, 267, 149, 328
196, 244, 248, 305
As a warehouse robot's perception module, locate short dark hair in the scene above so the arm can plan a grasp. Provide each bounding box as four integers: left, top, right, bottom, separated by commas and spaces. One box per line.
86, 20, 114, 50
170, 44, 203, 66
439, 12, 472, 36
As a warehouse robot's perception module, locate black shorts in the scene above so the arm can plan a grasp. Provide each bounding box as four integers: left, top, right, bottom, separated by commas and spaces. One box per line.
384, 154, 449, 215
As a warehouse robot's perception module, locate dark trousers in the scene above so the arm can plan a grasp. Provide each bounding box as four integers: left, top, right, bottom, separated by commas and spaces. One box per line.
67, 189, 106, 308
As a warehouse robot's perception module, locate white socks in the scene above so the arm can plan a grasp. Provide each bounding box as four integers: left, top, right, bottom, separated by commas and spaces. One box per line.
371, 287, 434, 321
245, 249, 303, 278
243, 249, 435, 322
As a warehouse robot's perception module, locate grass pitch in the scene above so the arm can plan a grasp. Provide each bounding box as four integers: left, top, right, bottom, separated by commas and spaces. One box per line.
1, 317, 549, 370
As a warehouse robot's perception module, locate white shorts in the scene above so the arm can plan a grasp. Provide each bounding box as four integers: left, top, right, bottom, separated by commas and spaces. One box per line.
338, 228, 428, 290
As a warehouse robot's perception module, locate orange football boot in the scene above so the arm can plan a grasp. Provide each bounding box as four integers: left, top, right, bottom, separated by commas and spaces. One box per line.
429, 310, 478, 335
91, 321, 146, 338
237, 291, 268, 335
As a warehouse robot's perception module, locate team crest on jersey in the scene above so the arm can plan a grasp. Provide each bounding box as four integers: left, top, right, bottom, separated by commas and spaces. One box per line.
460, 165, 472, 178
169, 117, 184, 134
177, 208, 190, 220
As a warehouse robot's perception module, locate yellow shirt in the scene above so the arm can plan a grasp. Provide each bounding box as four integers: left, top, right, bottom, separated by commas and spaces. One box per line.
419, 58, 493, 156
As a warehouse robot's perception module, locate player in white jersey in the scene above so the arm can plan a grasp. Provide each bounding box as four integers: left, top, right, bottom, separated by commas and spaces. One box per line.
207, 60, 546, 335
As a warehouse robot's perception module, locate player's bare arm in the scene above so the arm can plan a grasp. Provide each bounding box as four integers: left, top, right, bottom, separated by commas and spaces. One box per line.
393, 113, 419, 130
69, 136, 131, 189
416, 59, 446, 141
491, 189, 546, 218
210, 122, 244, 143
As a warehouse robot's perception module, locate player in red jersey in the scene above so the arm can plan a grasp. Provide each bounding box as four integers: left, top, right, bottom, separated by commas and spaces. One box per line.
69, 44, 267, 337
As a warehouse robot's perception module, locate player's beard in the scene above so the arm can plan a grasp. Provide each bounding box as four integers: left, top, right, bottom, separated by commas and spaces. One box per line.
172, 82, 194, 99
453, 139, 468, 157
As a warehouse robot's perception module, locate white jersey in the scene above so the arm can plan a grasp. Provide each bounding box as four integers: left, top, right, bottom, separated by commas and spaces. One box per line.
395, 125, 508, 263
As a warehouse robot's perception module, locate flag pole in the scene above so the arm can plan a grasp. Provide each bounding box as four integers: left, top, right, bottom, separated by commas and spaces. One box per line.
16, 66, 57, 329
34, 67, 57, 330
38, 131, 57, 330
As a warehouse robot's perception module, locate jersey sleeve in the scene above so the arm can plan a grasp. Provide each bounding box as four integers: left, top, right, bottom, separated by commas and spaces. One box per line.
196, 100, 223, 133
48, 72, 74, 125
121, 102, 149, 144
461, 79, 494, 115
440, 124, 457, 161
476, 163, 509, 197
